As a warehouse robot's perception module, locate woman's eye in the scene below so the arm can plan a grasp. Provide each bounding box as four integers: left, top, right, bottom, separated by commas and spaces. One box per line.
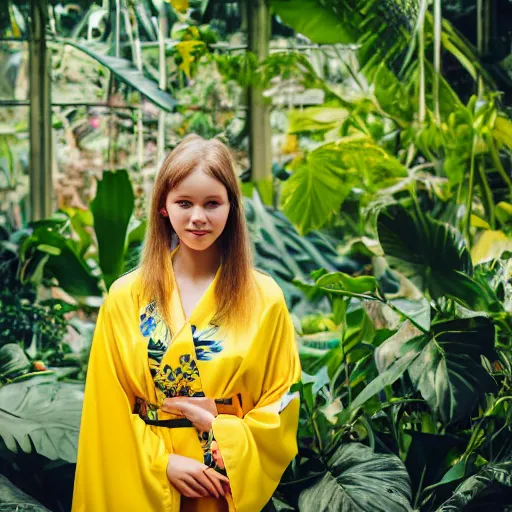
206, 201, 219, 208
177, 201, 190, 207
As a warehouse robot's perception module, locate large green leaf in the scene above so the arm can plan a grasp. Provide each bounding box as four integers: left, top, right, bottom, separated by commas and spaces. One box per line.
341, 317, 496, 426
282, 139, 406, 234
377, 204, 498, 311
436, 459, 512, 511
288, 107, 349, 134
91, 170, 135, 290
55, 39, 177, 112
298, 443, 413, 511
0, 378, 84, 462
406, 317, 496, 425
270, 0, 357, 45
19, 226, 102, 297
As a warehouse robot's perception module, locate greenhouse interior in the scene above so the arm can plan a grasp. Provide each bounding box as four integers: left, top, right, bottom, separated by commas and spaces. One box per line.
0, 0, 512, 510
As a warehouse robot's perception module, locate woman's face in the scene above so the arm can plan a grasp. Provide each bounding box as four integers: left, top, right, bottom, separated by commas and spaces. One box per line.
164, 168, 230, 251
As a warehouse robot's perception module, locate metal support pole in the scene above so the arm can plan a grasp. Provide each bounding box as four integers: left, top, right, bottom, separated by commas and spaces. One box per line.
246, 0, 273, 205
29, 0, 53, 221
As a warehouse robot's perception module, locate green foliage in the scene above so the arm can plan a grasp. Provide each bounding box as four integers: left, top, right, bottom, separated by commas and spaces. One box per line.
0, 234, 69, 356
55, 40, 177, 112
282, 195, 512, 510
90, 170, 135, 290
245, 192, 362, 314
0, 377, 83, 463
18, 170, 138, 299
298, 443, 413, 512
377, 202, 499, 312
281, 138, 406, 234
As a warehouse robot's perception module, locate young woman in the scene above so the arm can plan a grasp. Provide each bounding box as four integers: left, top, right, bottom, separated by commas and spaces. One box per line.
72, 135, 301, 512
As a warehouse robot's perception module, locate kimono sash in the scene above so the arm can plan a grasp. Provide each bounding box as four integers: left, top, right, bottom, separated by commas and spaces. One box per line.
133, 393, 244, 428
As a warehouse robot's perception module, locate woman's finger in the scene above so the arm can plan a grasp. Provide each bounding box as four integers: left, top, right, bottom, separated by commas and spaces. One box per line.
176, 480, 203, 499
195, 470, 221, 498
203, 468, 225, 498
183, 475, 210, 498
210, 471, 230, 485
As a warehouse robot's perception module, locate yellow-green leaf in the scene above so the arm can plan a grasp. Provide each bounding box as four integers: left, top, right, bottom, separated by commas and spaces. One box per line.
493, 116, 512, 148
470, 214, 490, 229
169, 0, 188, 13
288, 107, 348, 134
496, 201, 512, 225
471, 230, 512, 265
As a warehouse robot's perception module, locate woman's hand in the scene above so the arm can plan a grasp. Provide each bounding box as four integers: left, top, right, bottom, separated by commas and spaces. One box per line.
162, 397, 217, 432
166, 454, 230, 499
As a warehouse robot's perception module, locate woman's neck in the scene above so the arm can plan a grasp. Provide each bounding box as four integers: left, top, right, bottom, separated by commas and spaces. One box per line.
172, 242, 221, 281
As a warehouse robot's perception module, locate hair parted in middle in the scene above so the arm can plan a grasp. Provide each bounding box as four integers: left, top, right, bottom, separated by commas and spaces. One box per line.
139, 134, 256, 330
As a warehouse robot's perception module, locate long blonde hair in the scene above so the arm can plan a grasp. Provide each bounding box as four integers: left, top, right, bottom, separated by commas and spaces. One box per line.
139, 134, 255, 329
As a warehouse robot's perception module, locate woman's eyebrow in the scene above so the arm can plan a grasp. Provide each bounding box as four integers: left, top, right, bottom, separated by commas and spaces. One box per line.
174, 194, 223, 200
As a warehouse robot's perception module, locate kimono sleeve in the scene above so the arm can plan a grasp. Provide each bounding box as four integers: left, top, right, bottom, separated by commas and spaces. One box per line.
211, 293, 301, 512
72, 294, 175, 512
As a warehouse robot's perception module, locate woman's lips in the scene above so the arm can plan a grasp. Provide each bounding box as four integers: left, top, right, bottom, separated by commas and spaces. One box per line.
188, 230, 210, 236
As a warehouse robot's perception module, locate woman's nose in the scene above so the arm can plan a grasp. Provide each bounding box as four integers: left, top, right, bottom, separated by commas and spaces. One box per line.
190, 206, 207, 223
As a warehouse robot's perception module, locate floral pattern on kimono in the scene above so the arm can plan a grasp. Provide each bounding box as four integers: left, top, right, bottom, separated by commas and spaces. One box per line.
138, 300, 225, 469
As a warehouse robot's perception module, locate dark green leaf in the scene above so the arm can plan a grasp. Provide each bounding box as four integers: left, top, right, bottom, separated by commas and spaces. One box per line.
298, 443, 413, 511
436, 459, 512, 511
377, 204, 498, 311
406, 317, 497, 425
91, 170, 135, 289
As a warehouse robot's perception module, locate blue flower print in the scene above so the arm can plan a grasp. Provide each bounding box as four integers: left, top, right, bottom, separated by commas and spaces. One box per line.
191, 325, 224, 361
140, 312, 156, 337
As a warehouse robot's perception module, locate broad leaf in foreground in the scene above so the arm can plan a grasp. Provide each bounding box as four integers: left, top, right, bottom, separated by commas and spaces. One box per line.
0, 378, 84, 462
298, 443, 413, 512
406, 316, 496, 425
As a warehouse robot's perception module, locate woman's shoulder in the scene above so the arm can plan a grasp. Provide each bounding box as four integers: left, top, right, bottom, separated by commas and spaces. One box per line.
251, 268, 286, 306
106, 268, 142, 307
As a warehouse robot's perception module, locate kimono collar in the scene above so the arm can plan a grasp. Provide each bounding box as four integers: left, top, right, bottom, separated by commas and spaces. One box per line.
168, 245, 222, 336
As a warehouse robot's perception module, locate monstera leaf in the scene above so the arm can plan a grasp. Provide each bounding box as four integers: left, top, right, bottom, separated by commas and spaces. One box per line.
298, 443, 413, 512
407, 317, 497, 425
377, 203, 498, 312
0, 378, 84, 462
281, 139, 406, 234
436, 458, 512, 511
339, 317, 496, 426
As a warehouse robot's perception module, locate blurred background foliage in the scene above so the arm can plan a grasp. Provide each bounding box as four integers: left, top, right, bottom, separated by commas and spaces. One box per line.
0, 0, 511, 511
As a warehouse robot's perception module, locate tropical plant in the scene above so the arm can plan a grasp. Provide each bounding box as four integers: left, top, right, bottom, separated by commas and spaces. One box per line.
273, 193, 512, 511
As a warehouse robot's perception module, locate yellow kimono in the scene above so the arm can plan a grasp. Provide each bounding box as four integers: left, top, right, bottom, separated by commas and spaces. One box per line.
72, 256, 301, 512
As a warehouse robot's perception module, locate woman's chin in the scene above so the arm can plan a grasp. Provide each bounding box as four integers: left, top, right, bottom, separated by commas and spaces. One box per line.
179, 234, 217, 252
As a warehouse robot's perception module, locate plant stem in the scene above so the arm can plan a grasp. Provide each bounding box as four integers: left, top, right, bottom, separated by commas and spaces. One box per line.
433, 0, 442, 124
476, 159, 495, 229
488, 134, 512, 192
464, 136, 477, 246
418, 2, 426, 124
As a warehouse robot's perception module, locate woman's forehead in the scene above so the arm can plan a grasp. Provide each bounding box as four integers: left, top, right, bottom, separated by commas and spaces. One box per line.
169, 169, 227, 197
